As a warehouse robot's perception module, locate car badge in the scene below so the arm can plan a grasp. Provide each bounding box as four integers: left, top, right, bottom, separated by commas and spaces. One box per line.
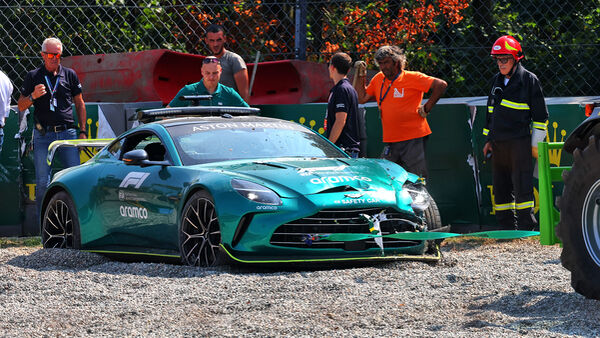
344, 193, 365, 199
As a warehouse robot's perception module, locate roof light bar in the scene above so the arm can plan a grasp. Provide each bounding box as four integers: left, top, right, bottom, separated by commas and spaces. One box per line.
134, 106, 260, 122
180, 95, 213, 105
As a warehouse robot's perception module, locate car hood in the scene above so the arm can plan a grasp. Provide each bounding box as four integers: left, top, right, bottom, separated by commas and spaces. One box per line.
200, 158, 409, 197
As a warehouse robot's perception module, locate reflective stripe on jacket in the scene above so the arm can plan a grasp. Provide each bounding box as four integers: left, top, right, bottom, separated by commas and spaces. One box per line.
483, 63, 549, 141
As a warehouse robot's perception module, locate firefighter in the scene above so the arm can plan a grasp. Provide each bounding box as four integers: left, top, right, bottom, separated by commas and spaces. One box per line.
482, 35, 548, 231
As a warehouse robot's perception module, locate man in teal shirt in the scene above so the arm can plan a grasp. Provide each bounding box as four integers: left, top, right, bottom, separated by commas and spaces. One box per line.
168, 56, 249, 107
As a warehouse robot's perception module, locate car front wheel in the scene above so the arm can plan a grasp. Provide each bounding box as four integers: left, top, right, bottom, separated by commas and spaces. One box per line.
424, 192, 443, 254
41, 191, 81, 249
179, 190, 225, 266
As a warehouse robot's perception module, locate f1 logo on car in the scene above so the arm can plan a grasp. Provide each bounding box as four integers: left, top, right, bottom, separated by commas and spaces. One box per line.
119, 172, 150, 189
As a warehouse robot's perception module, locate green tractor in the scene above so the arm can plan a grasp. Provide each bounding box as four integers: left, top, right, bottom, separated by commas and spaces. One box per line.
551, 104, 600, 299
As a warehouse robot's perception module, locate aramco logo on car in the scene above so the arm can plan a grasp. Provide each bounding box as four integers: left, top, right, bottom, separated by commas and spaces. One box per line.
309, 176, 372, 184
119, 205, 148, 219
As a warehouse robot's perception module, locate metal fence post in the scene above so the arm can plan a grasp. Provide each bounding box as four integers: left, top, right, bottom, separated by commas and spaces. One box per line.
294, 0, 307, 60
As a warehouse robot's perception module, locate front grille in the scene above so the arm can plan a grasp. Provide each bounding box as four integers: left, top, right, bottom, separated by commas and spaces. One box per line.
270, 207, 423, 249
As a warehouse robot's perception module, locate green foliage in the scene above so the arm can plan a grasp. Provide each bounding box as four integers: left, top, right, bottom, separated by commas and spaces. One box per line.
433, 0, 600, 97
0, 237, 42, 248
6, 0, 186, 56
1, 1, 598, 98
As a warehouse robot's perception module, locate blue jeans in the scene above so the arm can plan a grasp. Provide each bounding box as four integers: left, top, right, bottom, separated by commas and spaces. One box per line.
0, 128, 4, 152
34, 128, 80, 218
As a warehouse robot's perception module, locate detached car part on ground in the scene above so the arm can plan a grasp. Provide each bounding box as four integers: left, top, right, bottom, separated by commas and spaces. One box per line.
40, 106, 445, 266
555, 104, 600, 299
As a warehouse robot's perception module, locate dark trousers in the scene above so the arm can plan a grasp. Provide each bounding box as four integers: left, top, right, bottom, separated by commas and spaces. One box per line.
381, 137, 428, 178
491, 136, 538, 230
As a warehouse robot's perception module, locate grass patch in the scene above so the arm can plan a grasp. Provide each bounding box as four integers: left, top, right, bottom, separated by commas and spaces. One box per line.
0, 237, 42, 248
441, 235, 540, 250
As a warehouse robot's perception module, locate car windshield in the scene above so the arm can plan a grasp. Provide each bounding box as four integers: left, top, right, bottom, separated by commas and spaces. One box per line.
167, 120, 346, 165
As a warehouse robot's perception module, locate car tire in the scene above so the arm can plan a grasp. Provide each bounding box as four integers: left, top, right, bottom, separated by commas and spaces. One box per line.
179, 190, 226, 267
41, 191, 81, 249
424, 192, 443, 254
556, 135, 600, 299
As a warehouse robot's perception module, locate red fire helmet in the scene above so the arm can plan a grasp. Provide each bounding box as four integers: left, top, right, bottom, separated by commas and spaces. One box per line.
491, 35, 524, 61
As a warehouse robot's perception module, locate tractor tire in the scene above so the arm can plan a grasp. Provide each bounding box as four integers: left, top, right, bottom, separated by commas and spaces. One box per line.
556, 135, 600, 299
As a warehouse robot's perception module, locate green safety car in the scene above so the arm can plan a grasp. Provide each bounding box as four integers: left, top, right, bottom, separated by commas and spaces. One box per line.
41, 106, 443, 266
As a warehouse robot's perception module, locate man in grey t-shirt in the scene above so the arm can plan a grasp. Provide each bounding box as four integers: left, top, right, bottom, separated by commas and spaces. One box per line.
205, 24, 249, 103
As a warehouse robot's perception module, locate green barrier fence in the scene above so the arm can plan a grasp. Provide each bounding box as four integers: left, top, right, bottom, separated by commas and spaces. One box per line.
0, 102, 160, 236
0, 98, 595, 237
0, 105, 100, 236
258, 98, 592, 234
0, 109, 23, 235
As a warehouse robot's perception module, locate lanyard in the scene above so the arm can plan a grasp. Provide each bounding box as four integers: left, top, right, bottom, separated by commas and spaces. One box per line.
379, 72, 400, 106
44, 75, 60, 108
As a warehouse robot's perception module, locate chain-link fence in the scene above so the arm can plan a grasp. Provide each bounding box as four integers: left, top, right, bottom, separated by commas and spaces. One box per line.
1, 0, 599, 102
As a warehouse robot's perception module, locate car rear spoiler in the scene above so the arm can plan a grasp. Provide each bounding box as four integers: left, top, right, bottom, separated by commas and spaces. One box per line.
47, 138, 115, 166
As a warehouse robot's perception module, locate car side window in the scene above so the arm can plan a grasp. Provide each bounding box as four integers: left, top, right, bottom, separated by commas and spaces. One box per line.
119, 132, 170, 163
134, 135, 161, 151
106, 138, 125, 159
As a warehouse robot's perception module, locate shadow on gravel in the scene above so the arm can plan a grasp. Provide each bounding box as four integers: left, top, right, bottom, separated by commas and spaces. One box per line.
7, 248, 424, 279
465, 289, 600, 335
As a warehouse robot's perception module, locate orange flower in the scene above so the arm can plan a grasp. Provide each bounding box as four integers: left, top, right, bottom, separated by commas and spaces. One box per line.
318, 0, 468, 66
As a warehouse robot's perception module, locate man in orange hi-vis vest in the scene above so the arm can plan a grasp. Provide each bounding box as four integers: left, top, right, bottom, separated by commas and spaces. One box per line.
354, 45, 447, 179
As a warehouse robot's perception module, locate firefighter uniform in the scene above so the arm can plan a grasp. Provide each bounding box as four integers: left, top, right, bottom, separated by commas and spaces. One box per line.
483, 62, 548, 230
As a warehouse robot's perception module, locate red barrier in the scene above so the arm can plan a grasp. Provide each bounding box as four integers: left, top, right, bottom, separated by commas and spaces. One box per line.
62, 49, 331, 105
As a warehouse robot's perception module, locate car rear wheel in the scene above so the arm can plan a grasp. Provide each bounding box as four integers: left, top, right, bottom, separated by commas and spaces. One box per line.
179, 190, 225, 266
41, 191, 81, 249
557, 135, 600, 299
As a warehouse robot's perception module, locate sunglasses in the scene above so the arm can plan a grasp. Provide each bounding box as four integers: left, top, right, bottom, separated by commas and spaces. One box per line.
493, 56, 513, 64
203, 57, 220, 64
43, 52, 61, 59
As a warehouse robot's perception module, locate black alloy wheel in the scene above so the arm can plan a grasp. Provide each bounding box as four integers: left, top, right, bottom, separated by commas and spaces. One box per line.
41, 191, 81, 249
179, 190, 224, 266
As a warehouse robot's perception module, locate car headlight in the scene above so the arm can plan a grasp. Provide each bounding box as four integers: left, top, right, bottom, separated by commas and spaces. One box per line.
231, 179, 282, 205
402, 182, 430, 212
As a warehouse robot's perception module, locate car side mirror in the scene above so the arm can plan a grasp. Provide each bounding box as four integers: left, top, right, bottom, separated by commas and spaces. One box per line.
123, 149, 171, 167
123, 149, 149, 165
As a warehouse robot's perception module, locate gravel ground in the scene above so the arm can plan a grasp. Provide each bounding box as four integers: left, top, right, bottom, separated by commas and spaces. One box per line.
1, 239, 599, 337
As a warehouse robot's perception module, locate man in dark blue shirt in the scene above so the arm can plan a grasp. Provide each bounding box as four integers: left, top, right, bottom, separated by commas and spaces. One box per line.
17, 37, 87, 219
326, 52, 360, 157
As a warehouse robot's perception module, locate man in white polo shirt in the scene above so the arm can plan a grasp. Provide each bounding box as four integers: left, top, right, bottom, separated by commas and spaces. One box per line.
0, 69, 13, 152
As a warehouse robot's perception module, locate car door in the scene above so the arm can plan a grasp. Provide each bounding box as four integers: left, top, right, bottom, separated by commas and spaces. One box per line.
94, 130, 182, 253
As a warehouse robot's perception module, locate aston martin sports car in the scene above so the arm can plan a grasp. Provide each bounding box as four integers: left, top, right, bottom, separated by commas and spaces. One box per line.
41, 106, 443, 266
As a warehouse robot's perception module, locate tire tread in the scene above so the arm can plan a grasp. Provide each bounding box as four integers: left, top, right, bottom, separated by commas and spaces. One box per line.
556, 135, 600, 299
